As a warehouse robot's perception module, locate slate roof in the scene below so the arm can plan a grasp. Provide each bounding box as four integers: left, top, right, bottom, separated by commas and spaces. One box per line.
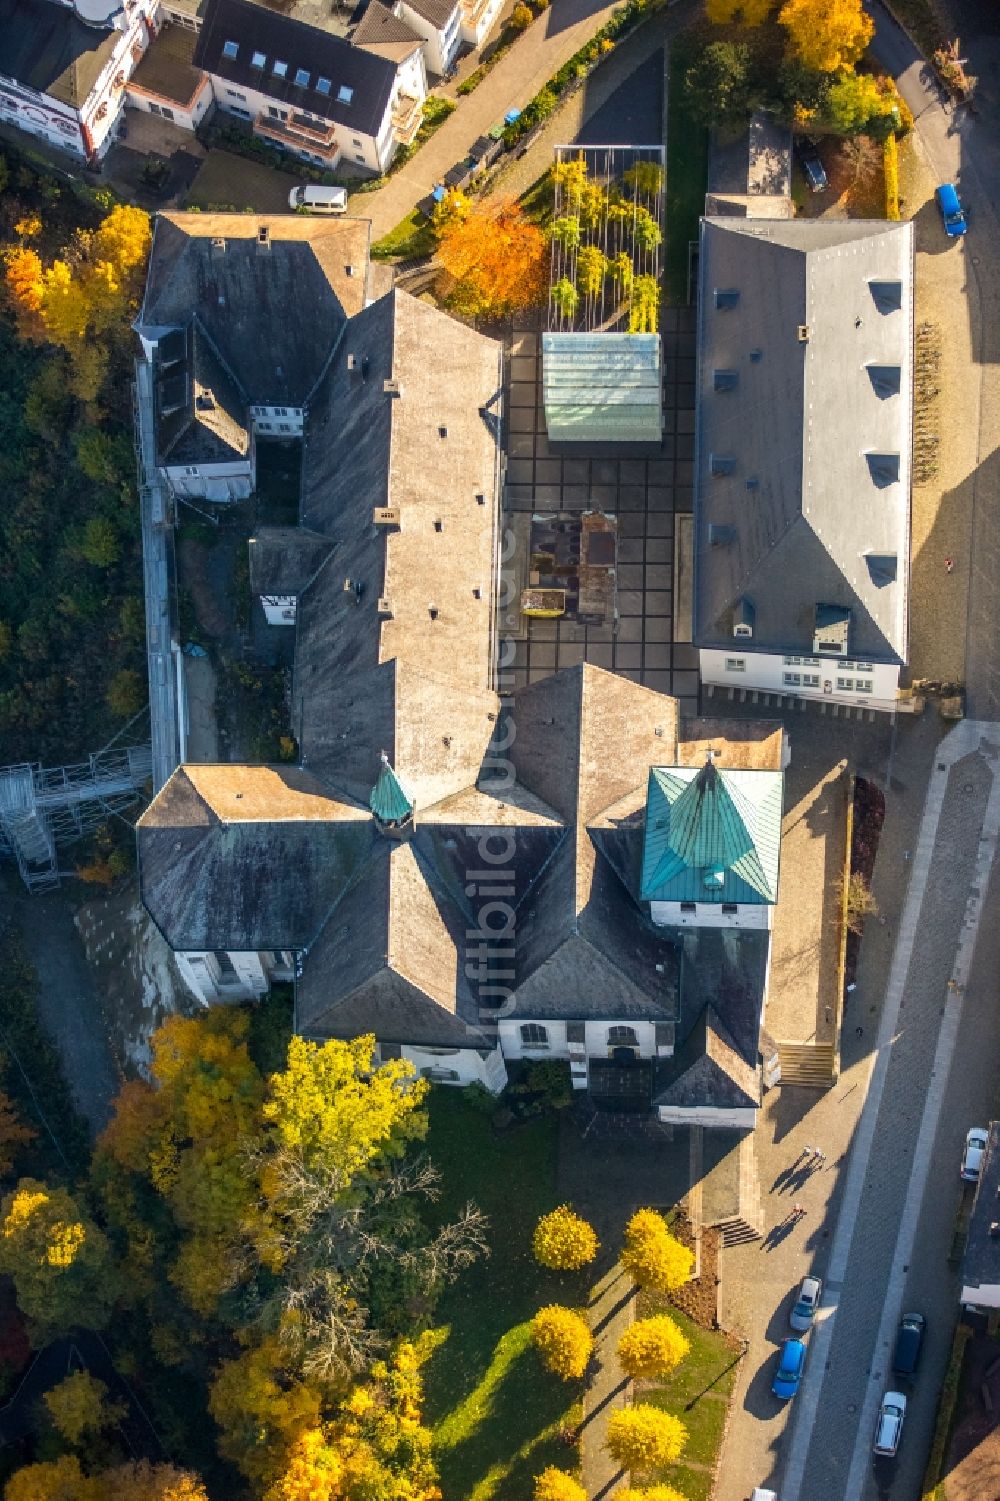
0, 0, 117, 109
130, 21, 207, 108
248, 527, 333, 598
352, 0, 423, 55
640, 759, 782, 905
138, 212, 371, 407
402, 0, 460, 28
195, 0, 398, 139
694, 217, 913, 664
653, 1005, 759, 1111
157, 320, 250, 466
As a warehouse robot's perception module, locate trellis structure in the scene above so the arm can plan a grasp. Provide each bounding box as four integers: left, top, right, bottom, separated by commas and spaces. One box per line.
0, 746, 152, 891
547, 144, 665, 335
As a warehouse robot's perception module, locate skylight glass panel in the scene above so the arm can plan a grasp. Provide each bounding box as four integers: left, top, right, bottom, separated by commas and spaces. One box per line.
273, 60, 288, 77
222, 40, 239, 59
251, 51, 266, 68
316, 76, 332, 95
338, 85, 354, 103
294, 68, 310, 87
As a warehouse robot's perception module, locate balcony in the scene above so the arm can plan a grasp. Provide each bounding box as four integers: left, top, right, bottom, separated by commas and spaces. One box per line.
460, 0, 496, 28
254, 110, 339, 162
391, 94, 422, 145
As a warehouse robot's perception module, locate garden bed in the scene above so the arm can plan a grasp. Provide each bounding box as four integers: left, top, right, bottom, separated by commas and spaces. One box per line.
665, 37, 709, 304
844, 776, 886, 988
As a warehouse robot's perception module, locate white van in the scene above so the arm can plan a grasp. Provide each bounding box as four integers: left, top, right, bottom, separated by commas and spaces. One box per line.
751, 1490, 777, 1501
288, 185, 348, 214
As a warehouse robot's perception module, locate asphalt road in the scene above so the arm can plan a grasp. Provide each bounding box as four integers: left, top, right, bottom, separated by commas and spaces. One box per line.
769, 10, 1000, 1500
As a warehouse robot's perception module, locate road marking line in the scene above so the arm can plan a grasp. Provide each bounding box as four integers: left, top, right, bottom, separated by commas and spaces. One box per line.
779, 721, 980, 1501
842, 751, 1000, 1497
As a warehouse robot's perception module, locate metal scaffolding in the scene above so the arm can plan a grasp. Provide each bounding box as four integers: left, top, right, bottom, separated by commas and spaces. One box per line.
0, 745, 152, 892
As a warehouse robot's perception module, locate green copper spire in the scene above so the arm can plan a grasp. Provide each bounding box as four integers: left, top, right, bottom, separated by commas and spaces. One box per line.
370, 753, 414, 829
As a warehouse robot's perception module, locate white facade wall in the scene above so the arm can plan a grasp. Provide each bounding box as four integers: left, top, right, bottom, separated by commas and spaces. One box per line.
260, 594, 297, 625
961, 1282, 1000, 1311
210, 71, 392, 173
251, 403, 304, 436
460, 0, 503, 48
393, 1043, 506, 1090
658, 1103, 757, 1129
176, 948, 292, 1004
700, 648, 901, 713
397, 2, 461, 77
0, 5, 157, 162
498, 1018, 672, 1063
164, 458, 253, 502
650, 898, 772, 931
126, 69, 214, 131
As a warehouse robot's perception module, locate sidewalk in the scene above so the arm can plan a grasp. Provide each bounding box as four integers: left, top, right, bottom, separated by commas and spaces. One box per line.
581, 1262, 635, 1500
349, 0, 626, 239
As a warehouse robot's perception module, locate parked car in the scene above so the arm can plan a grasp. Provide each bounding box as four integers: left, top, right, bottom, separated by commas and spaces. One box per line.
790, 1274, 823, 1332
935, 182, 967, 237
961, 1126, 989, 1181
873, 1390, 907, 1456
288, 185, 348, 214
751, 1490, 777, 1501
771, 1338, 806, 1401
796, 138, 828, 193
892, 1312, 926, 1378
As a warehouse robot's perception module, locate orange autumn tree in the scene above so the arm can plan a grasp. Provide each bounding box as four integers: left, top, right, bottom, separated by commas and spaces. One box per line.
778, 0, 873, 74
4, 1458, 210, 1501
436, 197, 548, 319
2, 203, 151, 398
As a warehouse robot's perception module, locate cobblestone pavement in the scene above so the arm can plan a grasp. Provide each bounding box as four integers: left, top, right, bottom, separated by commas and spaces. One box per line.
581, 1263, 635, 1500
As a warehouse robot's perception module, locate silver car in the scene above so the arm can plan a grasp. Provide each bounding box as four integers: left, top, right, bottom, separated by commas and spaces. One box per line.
874, 1390, 906, 1456
790, 1274, 823, 1332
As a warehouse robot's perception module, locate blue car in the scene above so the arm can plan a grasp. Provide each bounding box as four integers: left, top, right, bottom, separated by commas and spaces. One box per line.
772, 1338, 807, 1400
936, 183, 967, 237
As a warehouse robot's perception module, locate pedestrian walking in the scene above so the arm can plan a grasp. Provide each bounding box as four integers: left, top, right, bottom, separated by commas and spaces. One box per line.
814, 1150, 827, 1165
944, 556, 955, 573
792, 1203, 806, 1218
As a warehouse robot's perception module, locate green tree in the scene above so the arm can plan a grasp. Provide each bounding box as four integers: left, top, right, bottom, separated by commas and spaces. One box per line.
685, 41, 756, 126
78, 516, 120, 567
106, 668, 145, 719
0, 1179, 116, 1343
44, 1371, 126, 1446
551, 278, 580, 320
576, 246, 607, 299
75, 428, 133, 487
551, 216, 582, 250
23, 356, 74, 443
820, 70, 889, 133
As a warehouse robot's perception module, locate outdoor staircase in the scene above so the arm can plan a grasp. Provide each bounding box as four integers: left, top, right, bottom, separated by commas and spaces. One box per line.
715, 1132, 765, 1246
776, 1042, 837, 1088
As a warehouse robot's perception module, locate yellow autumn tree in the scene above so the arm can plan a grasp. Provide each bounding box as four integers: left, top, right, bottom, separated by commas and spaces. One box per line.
4, 1455, 93, 1501
0, 1179, 115, 1342
779, 0, 873, 73
617, 1315, 691, 1380
620, 1210, 694, 1295
436, 197, 548, 318
330, 1340, 440, 1501
44, 1372, 125, 1446
534, 1469, 587, 1501
531, 1305, 593, 1380
102, 1463, 210, 1501
209, 1335, 325, 1483
706, 0, 773, 23
262, 1430, 342, 1501
618, 1487, 691, 1501
605, 1406, 688, 1473
532, 1205, 599, 1270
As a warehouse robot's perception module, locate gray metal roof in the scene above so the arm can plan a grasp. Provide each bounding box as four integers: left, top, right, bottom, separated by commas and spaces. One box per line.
693, 217, 913, 664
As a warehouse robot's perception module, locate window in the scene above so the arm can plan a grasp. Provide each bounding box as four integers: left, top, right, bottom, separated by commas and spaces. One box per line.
258, 421, 273, 431
294, 67, 310, 87
355, 153, 365, 163
802, 673, 820, 687
680, 901, 696, 913
222, 39, 239, 59
352, 137, 362, 146
273, 59, 287, 77
275, 407, 287, 416
268, 106, 281, 117
230, 105, 251, 118
721, 903, 738, 914
316, 76, 331, 95
520, 1024, 548, 1049
184, 466, 198, 476
836, 676, 853, 692
783, 656, 801, 666
338, 85, 354, 103
783, 672, 801, 687
251, 50, 266, 68
608, 1026, 638, 1049
855, 679, 873, 693
856, 661, 874, 671
725, 658, 745, 673
278, 423, 291, 432
225, 88, 247, 100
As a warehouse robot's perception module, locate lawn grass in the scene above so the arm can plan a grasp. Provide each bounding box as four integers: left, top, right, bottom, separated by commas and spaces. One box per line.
665, 40, 709, 305
371, 206, 438, 261
637, 1299, 743, 1501
422, 1090, 584, 1501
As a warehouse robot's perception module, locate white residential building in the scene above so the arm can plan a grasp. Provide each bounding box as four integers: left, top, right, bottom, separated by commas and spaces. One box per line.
0, 0, 160, 163
693, 217, 914, 713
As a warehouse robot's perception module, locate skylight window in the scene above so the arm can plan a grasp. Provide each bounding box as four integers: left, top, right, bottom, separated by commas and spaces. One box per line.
338, 85, 354, 103
222, 39, 239, 59
273, 60, 287, 77
294, 67, 310, 87
251, 50, 266, 68
316, 76, 332, 95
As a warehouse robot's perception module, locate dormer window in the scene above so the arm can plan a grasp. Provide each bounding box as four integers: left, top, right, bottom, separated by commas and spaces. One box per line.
733, 597, 754, 639
273, 60, 288, 77
251, 51, 266, 68
222, 39, 239, 59
294, 68, 310, 87
866, 452, 900, 487
813, 604, 850, 657
703, 865, 725, 889
338, 85, 354, 103
316, 76, 332, 95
